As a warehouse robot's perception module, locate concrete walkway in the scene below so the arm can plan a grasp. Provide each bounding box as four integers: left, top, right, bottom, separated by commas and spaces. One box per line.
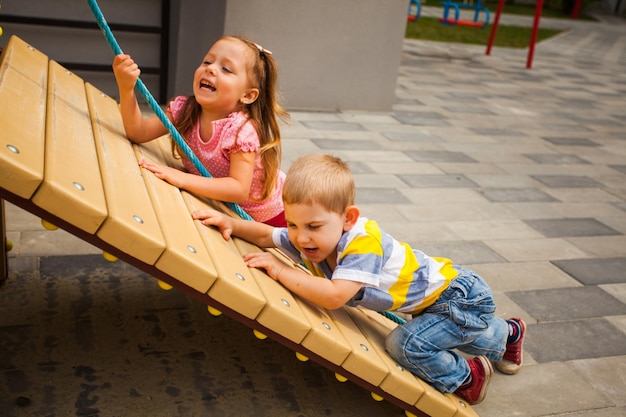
2, 9, 626, 417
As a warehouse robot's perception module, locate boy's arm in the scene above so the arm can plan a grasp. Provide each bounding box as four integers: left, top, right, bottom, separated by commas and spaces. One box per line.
192, 208, 275, 248
243, 252, 363, 310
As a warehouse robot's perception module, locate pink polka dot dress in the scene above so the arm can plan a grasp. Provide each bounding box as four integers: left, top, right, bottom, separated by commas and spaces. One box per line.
169, 96, 285, 222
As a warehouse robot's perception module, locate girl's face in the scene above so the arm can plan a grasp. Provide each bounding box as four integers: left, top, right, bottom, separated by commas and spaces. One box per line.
284, 202, 350, 267
193, 38, 258, 116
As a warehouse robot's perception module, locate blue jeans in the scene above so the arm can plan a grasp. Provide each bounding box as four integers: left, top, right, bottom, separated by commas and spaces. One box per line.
385, 268, 507, 393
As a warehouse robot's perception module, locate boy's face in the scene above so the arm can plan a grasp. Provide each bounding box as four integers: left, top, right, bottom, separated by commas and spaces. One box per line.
284, 202, 351, 265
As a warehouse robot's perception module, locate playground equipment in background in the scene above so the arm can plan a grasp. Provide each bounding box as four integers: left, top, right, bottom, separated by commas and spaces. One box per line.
485, 0, 543, 68
438, 0, 490, 29
407, 0, 421, 22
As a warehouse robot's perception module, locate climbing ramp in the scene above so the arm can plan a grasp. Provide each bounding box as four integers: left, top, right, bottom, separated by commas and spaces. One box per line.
0, 35, 479, 417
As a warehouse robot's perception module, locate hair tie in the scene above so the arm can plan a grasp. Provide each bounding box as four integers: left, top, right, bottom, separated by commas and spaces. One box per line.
254, 43, 272, 56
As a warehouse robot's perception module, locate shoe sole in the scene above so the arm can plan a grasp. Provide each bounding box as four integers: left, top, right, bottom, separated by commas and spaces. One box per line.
495, 318, 526, 375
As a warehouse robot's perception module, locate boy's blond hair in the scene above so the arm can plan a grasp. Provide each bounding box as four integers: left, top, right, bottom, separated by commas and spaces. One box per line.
283, 154, 355, 214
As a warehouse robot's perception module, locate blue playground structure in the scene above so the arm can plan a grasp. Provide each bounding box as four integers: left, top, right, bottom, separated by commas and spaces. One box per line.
438, 0, 491, 29
406, 0, 490, 29
407, 0, 421, 22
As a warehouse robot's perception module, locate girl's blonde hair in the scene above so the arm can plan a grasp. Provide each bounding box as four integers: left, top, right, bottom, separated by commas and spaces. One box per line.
283, 154, 355, 214
172, 35, 289, 200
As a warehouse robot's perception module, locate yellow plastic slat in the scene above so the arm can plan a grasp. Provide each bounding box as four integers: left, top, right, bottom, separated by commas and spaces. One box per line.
0, 36, 48, 199
184, 192, 266, 320
32, 61, 107, 234
234, 239, 312, 344
134, 138, 218, 293
85, 83, 165, 264
327, 306, 390, 386
295, 298, 352, 366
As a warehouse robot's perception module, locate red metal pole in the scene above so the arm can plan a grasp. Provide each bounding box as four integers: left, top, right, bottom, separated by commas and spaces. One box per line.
526, 0, 544, 69
571, 0, 582, 19
486, 0, 506, 55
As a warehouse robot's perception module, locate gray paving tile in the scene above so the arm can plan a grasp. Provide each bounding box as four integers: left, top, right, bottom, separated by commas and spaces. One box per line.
311, 139, 382, 150
405, 151, 477, 163
507, 286, 626, 322
300, 121, 366, 131
609, 165, 626, 175
539, 122, 594, 132
552, 257, 626, 285
522, 319, 626, 362
381, 131, 441, 142
530, 175, 604, 188
565, 116, 624, 127
541, 136, 600, 146
355, 188, 412, 204
614, 202, 626, 212
469, 128, 527, 136
443, 106, 495, 115
440, 94, 485, 102
480, 188, 559, 203
524, 218, 621, 238
555, 405, 626, 416
346, 161, 374, 174
523, 153, 591, 165
413, 242, 506, 265
474, 362, 615, 417
391, 111, 451, 126
570, 356, 626, 407
398, 174, 478, 188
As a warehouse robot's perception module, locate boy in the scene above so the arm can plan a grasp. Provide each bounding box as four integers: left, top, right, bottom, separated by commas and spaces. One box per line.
192, 154, 525, 405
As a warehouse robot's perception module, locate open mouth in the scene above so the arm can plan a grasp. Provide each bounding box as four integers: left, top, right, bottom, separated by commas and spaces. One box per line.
199, 80, 216, 92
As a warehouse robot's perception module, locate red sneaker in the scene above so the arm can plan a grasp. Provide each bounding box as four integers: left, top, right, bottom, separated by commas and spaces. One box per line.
495, 318, 526, 375
455, 356, 492, 405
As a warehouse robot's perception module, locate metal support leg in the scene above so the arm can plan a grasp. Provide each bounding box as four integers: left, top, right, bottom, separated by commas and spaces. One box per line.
0, 199, 7, 282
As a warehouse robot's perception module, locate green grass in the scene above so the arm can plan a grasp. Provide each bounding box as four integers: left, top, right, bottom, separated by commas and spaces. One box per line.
435, 0, 597, 19
405, 0, 602, 47
406, 15, 563, 48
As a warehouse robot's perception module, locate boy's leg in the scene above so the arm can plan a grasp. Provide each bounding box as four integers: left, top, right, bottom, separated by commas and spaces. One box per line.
457, 315, 508, 361
495, 317, 526, 374
385, 312, 471, 394
385, 313, 494, 405
385, 268, 504, 395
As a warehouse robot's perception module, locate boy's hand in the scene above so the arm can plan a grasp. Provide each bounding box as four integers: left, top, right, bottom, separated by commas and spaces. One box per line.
242, 251, 284, 281
192, 208, 234, 241
112, 54, 140, 92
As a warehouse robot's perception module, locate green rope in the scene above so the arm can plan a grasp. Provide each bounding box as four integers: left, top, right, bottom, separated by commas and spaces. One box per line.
379, 310, 407, 325
87, 0, 252, 221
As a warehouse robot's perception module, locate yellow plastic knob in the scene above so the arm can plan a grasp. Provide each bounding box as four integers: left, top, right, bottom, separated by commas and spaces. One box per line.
41, 219, 58, 230
157, 280, 173, 290
102, 251, 118, 262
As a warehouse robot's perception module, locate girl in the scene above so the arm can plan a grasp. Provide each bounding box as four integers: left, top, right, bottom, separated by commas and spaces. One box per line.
112, 36, 289, 226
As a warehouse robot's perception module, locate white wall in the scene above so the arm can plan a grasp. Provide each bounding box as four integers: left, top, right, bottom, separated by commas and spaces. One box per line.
223, 0, 409, 111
